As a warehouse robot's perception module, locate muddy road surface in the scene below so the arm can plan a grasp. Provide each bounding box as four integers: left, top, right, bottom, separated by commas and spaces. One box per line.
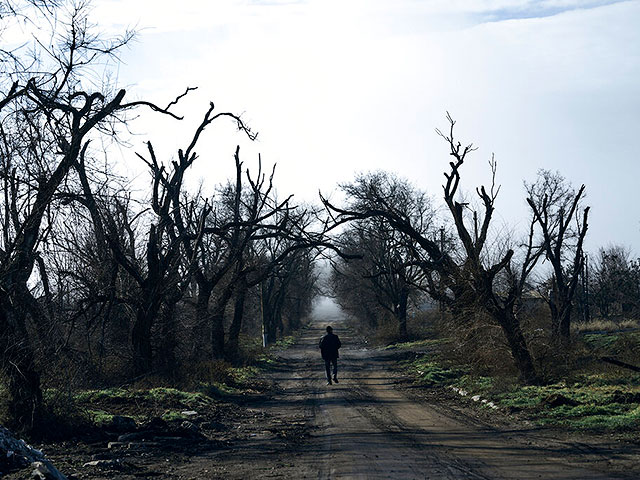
38, 315, 640, 479
177, 317, 638, 479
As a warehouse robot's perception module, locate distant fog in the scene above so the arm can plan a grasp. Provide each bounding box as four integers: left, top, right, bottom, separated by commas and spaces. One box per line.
311, 296, 346, 324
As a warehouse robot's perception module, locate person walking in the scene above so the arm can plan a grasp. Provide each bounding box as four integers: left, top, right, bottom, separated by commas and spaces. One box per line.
319, 325, 341, 385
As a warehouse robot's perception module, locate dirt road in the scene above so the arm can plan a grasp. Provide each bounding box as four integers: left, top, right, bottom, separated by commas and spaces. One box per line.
180, 317, 639, 479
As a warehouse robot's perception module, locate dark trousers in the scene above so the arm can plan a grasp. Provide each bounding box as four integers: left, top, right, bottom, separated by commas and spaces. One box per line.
324, 357, 338, 380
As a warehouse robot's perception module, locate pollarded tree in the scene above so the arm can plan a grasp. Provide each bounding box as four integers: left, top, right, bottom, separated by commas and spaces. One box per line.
75, 102, 255, 374
323, 114, 543, 384
184, 150, 300, 359
175, 146, 323, 359
526, 169, 589, 345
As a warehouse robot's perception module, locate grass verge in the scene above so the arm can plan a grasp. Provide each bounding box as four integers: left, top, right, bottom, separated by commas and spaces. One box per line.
391, 330, 640, 434
43, 338, 295, 432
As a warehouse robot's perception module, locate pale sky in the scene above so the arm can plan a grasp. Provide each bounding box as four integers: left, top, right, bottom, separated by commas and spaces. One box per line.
85, 0, 640, 254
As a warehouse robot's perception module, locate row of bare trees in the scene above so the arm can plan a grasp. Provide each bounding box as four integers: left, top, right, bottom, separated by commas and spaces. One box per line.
2, 0, 634, 436
325, 115, 592, 385
0, 1, 324, 432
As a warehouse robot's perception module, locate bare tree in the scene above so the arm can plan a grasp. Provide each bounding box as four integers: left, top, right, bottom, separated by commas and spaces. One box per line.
279, 248, 319, 331
0, 1, 152, 429
526, 169, 589, 345
176, 148, 292, 360
74, 101, 255, 375
323, 114, 543, 384
195, 154, 327, 358
0, 1, 193, 428
253, 224, 319, 344
590, 245, 639, 319
332, 172, 432, 337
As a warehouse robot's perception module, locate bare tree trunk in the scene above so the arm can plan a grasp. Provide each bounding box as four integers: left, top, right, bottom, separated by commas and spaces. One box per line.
289, 297, 303, 331
195, 281, 213, 335
549, 283, 575, 346
0, 293, 43, 431
157, 301, 178, 376
211, 284, 235, 359
495, 310, 539, 385
396, 288, 409, 338
558, 299, 573, 346
226, 282, 247, 361
131, 288, 161, 375
98, 264, 119, 377
264, 309, 277, 345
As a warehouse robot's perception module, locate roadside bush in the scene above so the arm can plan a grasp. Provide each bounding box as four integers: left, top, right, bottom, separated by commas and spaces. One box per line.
433, 308, 519, 379
233, 334, 264, 366
407, 310, 441, 340
349, 308, 441, 347
371, 316, 406, 345
186, 360, 235, 386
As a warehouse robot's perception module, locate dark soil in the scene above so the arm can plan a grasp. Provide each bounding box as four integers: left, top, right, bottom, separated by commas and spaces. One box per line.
5, 319, 640, 479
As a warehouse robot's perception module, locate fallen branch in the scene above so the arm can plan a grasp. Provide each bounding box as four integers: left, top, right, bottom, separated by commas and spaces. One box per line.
601, 356, 640, 373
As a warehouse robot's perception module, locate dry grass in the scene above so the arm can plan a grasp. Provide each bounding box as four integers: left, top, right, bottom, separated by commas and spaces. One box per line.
573, 318, 640, 334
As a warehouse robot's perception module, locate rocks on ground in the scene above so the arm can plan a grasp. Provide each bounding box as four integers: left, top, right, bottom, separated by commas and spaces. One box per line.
0, 426, 67, 479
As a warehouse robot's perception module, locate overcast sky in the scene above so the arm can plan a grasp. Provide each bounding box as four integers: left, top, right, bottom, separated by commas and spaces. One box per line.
89, 0, 640, 254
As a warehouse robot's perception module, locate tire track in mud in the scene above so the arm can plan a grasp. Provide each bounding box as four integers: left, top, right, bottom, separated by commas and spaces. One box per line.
172, 319, 638, 479
340, 348, 493, 479
308, 334, 479, 479
302, 321, 633, 479
341, 371, 493, 480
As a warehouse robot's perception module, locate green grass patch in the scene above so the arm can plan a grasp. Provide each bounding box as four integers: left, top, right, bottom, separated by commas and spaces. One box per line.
65, 356, 273, 429
230, 365, 261, 384
198, 382, 242, 397
581, 331, 640, 355
456, 374, 494, 394
538, 405, 640, 430
161, 410, 189, 422
402, 355, 494, 394
582, 333, 623, 351
148, 387, 218, 406
87, 409, 115, 426
385, 338, 447, 350
273, 335, 296, 349
493, 379, 640, 431
413, 361, 464, 386
394, 336, 640, 433
76, 386, 221, 408
399, 352, 465, 387
74, 387, 130, 403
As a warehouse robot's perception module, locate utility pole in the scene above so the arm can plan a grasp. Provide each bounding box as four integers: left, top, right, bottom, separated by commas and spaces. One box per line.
260, 281, 267, 347
440, 226, 445, 323
583, 252, 590, 322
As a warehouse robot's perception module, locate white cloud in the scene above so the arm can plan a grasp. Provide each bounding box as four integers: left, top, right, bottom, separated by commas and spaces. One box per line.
83, 0, 640, 252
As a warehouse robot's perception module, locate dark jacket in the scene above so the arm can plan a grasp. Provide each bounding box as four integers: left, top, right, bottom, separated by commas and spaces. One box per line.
319, 332, 341, 360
